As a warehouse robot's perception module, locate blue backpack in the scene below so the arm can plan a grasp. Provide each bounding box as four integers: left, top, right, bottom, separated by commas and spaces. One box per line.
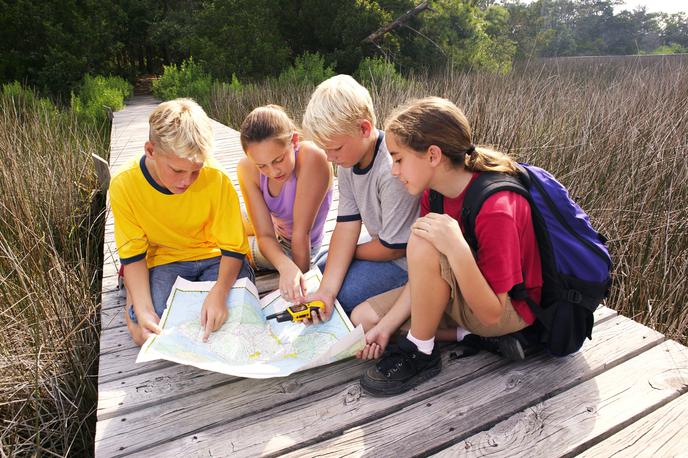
429, 164, 612, 356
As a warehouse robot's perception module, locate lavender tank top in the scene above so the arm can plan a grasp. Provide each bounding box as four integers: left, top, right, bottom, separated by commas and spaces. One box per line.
259, 147, 333, 247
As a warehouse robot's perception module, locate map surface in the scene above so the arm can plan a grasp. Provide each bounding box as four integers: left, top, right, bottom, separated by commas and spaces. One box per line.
136, 269, 365, 378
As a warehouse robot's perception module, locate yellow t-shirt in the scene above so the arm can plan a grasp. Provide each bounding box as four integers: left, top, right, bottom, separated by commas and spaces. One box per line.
110, 155, 248, 268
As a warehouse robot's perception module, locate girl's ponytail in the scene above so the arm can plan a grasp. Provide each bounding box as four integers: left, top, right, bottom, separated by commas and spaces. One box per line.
465, 146, 519, 174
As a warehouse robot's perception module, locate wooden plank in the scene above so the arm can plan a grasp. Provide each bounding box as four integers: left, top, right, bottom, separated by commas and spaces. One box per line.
96, 306, 617, 422
273, 315, 663, 458
98, 345, 173, 384
122, 310, 644, 457
97, 365, 238, 421
101, 291, 125, 329
579, 392, 688, 457
95, 359, 374, 456
98, 351, 492, 457
437, 340, 688, 457
99, 306, 616, 403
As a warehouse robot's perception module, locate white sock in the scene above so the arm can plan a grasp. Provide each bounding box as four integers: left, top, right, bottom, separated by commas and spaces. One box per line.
407, 331, 435, 355
456, 326, 470, 342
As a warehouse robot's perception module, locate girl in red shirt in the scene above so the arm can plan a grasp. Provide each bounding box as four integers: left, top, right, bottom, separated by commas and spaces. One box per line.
359, 97, 542, 397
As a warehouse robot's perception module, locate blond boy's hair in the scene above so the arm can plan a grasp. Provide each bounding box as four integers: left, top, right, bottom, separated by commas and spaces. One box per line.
302, 75, 376, 147
148, 98, 213, 162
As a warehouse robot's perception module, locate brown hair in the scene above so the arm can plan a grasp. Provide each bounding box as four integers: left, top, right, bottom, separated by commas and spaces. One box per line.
384, 97, 519, 174
240, 105, 297, 151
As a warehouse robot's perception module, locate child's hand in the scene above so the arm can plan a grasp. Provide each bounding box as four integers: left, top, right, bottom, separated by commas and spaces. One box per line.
200, 287, 229, 342
278, 263, 308, 304
138, 310, 162, 341
302, 289, 335, 325
356, 324, 391, 360
412, 213, 466, 255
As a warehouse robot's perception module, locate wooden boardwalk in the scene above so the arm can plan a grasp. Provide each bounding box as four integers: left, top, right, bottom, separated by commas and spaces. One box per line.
95, 97, 688, 457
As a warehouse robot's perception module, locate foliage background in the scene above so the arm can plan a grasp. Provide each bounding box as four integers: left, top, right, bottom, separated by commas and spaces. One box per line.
2, 0, 687, 97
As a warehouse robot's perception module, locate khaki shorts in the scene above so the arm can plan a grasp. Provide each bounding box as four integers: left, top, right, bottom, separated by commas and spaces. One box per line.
367, 254, 528, 337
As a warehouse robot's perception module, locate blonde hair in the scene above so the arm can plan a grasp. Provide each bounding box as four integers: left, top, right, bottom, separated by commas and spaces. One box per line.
240, 105, 296, 151
302, 75, 376, 147
148, 98, 213, 162
384, 97, 519, 174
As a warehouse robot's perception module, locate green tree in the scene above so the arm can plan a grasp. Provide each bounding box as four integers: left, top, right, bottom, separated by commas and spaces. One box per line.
276, 0, 394, 74
0, 0, 125, 96
189, 0, 291, 79
661, 13, 688, 48
403, 0, 515, 73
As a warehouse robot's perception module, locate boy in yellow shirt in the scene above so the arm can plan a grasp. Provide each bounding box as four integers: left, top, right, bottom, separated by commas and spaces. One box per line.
110, 98, 253, 346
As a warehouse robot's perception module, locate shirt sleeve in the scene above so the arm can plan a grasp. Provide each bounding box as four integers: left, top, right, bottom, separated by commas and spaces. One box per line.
211, 174, 249, 259
336, 170, 361, 222
473, 192, 526, 294
377, 174, 420, 248
110, 177, 148, 264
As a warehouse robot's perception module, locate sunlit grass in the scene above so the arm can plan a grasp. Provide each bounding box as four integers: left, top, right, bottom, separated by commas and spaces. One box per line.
0, 91, 107, 456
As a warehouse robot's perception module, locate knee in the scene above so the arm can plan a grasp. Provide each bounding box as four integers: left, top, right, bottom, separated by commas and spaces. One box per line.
350, 302, 380, 332
407, 233, 441, 266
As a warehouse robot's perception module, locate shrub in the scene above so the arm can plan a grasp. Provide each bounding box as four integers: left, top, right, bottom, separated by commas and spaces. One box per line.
152, 57, 213, 107
276, 52, 336, 87
647, 43, 688, 55
70, 75, 133, 126
2, 81, 60, 119
354, 57, 405, 87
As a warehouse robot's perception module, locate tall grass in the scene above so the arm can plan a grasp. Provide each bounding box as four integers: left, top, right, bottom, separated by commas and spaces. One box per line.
0, 88, 107, 455
209, 55, 688, 343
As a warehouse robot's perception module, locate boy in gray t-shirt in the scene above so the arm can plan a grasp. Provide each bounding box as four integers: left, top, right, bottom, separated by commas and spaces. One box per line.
302, 75, 420, 316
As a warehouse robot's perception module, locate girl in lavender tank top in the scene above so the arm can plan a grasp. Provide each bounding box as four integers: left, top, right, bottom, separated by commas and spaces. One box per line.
238, 105, 333, 304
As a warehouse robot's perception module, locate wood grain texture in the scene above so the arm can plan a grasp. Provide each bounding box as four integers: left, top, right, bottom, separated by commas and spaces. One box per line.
578, 391, 688, 458
97, 96, 688, 458
436, 339, 688, 457
126, 313, 652, 457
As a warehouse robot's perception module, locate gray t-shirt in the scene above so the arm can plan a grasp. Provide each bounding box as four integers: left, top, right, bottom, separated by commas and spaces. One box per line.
336, 131, 420, 270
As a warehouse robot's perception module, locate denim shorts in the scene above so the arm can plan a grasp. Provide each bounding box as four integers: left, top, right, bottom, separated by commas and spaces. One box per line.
316, 251, 408, 314
128, 256, 254, 323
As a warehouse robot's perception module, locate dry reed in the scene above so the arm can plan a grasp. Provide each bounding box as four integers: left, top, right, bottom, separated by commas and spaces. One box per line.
0, 93, 107, 456
210, 55, 688, 343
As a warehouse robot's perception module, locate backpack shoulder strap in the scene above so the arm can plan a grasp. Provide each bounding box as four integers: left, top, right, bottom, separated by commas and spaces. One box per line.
428, 189, 444, 214
461, 170, 530, 252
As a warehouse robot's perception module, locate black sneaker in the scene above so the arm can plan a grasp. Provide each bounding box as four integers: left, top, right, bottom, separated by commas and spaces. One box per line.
462, 333, 526, 361
360, 335, 442, 397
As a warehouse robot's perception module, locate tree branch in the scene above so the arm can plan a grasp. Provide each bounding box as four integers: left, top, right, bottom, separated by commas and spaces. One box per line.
362, 1, 432, 44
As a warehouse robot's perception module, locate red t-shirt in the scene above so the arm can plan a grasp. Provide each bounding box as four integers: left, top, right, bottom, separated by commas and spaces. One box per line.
420, 173, 541, 324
